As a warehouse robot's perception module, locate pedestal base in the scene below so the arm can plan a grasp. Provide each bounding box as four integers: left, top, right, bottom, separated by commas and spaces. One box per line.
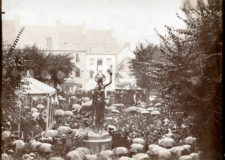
83, 130, 112, 155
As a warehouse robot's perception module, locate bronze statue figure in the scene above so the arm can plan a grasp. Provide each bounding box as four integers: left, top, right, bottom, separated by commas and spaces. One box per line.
92, 66, 112, 133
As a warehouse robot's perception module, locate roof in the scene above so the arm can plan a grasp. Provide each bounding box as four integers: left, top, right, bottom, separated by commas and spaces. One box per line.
22, 77, 56, 95
117, 57, 132, 71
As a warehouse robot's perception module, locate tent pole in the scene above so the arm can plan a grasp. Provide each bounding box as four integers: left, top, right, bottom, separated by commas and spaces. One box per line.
46, 95, 49, 130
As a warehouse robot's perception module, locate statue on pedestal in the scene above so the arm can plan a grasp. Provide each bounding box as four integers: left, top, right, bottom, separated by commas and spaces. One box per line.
92, 66, 112, 133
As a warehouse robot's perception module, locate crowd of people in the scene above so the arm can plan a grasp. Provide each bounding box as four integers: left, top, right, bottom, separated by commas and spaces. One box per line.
113, 89, 146, 106
56, 89, 146, 110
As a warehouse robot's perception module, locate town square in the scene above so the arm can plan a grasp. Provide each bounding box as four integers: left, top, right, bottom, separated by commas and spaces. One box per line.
1, 0, 222, 159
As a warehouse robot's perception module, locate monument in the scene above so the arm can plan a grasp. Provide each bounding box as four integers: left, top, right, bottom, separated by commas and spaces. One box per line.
83, 66, 113, 154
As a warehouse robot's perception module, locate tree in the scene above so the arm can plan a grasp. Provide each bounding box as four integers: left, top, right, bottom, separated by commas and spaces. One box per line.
18, 45, 76, 88
2, 27, 26, 128
132, 0, 222, 158
130, 43, 160, 104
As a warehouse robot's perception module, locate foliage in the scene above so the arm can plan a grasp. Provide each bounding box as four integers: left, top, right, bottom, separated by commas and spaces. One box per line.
2, 27, 26, 128
130, 43, 160, 89
108, 109, 192, 148
132, 0, 222, 159
130, 44, 160, 104
18, 45, 76, 88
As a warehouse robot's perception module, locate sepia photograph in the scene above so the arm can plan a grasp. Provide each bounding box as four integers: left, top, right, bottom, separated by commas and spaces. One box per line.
2, 0, 222, 159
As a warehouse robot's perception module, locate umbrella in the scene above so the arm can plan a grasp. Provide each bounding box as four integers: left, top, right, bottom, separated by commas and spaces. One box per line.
169, 146, 186, 158
65, 111, 73, 116
154, 103, 162, 107
66, 150, 85, 160
107, 125, 117, 131
184, 136, 196, 145
31, 107, 38, 113
123, 106, 140, 113
38, 143, 52, 153
2, 131, 11, 140
82, 101, 92, 107
57, 126, 72, 135
113, 147, 129, 155
151, 111, 160, 115
146, 107, 156, 111
119, 156, 133, 160
133, 138, 146, 145
30, 140, 42, 150
37, 104, 45, 109
32, 112, 40, 119
54, 109, 65, 116
72, 104, 82, 112
158, 137, 175, 148
70, 96, 77, 100
112, 109, 120, 113
132, 153, 150, 160
130, 144, 145, 153
106, 105, 117, 111
2, 153, 10, 160
45, 129, 59, 137
140, 110, 150, 115
85, 154, 97, 160
99, 150, 114, 159
12, 140, 25, 149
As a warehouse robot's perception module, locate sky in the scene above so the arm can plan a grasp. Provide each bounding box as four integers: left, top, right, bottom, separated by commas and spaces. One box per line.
2, 0, 186, 49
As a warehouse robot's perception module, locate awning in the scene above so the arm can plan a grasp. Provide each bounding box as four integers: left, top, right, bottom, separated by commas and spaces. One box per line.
21, 77, 56, 96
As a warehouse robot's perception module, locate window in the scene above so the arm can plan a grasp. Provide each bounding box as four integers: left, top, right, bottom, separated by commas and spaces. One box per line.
46, 37, 52, 49
89, 70, 94, 78
90, 47, 96, 54
97, 59, 103, 66
76, 54, 80, 62
89, 58, 94, 65
75, 68, 80, 77
106, 48, 111, 54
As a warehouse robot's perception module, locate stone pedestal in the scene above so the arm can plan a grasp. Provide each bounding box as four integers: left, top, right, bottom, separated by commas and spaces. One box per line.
83, 130, 112, 155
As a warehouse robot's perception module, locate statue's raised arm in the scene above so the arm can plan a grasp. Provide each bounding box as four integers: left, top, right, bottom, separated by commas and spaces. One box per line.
104, 65, 113, 88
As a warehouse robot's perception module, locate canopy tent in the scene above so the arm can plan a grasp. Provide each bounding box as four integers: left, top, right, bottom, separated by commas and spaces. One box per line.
22, 77, 56, 95
20, 76, 57, 130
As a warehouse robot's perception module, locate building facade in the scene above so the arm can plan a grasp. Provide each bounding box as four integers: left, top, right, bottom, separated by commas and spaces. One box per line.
3, 16, 136, 92
86, 54, 116, 91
